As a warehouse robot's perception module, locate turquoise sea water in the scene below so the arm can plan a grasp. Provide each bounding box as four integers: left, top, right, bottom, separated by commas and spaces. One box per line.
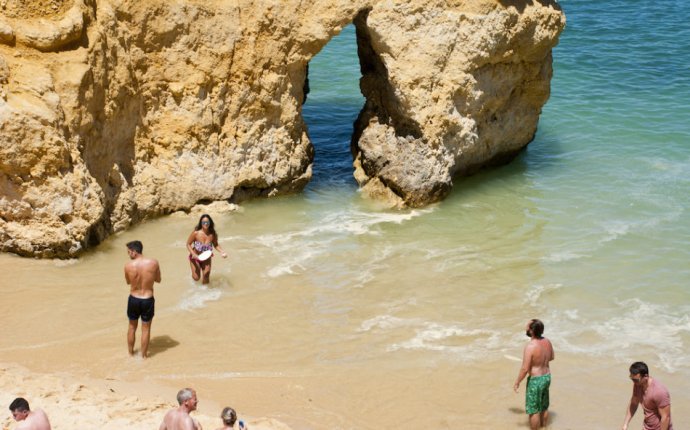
300, 0, 690, 370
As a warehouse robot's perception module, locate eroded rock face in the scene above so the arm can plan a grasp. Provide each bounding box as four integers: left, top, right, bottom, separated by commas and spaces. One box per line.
353, 0, 565, 207
0, 0, 565, 257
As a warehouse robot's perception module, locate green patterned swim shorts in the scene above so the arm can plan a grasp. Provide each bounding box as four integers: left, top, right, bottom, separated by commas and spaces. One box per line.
525, 374, 551, 415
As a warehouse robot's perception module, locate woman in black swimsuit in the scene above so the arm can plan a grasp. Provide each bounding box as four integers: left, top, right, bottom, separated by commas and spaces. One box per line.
186, 214, 227, 284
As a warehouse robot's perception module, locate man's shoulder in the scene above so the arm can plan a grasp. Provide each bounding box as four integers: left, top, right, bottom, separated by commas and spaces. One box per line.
651, 378, 671, 396
141, 257, 160, 267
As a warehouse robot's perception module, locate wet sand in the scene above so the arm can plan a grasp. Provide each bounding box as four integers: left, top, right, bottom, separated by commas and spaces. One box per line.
1, 208, 689, 429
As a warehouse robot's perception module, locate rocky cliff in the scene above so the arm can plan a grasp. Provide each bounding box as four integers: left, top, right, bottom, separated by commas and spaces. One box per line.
0, 0, 565, 257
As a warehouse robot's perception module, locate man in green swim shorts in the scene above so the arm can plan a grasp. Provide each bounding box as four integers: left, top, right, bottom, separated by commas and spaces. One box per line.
513, 319, 555, 430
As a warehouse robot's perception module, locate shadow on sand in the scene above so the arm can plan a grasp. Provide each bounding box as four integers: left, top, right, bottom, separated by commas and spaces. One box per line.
508, 407, 558, 428
147, 335, 180, 357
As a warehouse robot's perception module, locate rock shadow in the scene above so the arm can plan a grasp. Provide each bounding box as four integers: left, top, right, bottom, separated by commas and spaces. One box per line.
351, 8, 423, 146
498, 0, 562, 13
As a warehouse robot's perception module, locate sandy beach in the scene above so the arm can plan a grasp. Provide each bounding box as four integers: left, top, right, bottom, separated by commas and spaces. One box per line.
0, 362, 291, 430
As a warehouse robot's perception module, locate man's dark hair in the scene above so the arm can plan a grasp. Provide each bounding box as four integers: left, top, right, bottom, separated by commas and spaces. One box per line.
630, 361, 649, 377
126, 240, 143, 254
9, 397, 29, 412
529, 319, 544, 338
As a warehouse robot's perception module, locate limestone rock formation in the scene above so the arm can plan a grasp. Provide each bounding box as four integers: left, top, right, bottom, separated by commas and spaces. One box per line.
0, 0, 565, 257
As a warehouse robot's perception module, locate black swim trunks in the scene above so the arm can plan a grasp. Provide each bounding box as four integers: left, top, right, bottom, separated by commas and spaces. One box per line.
127, 295, 155, 322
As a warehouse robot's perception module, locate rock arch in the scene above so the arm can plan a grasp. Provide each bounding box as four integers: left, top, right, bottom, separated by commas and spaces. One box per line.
0, 0, 565, 257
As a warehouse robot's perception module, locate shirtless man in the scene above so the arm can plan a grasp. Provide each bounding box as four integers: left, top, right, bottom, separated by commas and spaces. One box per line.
9, 398, 51, 430
513, 319, 555, 430
160, 388, 202, 430
124, 240, 161, 358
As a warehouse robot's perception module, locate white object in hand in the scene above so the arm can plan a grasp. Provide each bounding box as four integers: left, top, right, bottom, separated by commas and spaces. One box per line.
197, 250, 212, 261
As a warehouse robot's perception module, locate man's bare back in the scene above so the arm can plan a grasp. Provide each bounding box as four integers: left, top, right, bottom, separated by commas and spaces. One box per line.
16, 409, 51, 430
524, 337, 554, 376
125, 253, 161, 299
160, 409, 202, 430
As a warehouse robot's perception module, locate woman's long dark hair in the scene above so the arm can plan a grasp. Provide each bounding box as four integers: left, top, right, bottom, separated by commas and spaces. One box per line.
194, 213, 217, 237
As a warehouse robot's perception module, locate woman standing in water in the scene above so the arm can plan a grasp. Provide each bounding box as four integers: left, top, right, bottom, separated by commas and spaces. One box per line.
187, 214, 227, 284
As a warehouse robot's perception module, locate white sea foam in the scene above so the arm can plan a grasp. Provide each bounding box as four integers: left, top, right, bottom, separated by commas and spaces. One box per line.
388, 323, 501, 356
53, 258, 79, 267
267, 262, 301, 278
599, 221, 631, 244
255, 208, 433, 249
542, 250, 587, 263
257, 208, 432, 278
523, 283, 563, 306
266, 243, 326, 278
350, 270, 375, 288
349, 245, 394, 288
549, 299, 690, 372
359, 315, 413, 332
176, 283, 223, 310
154, 370, 288, 380
359, 315, 504, 360
428, 248, 482, 272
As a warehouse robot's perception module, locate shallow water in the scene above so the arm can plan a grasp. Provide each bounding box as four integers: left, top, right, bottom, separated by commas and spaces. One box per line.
2, 0, 690, 428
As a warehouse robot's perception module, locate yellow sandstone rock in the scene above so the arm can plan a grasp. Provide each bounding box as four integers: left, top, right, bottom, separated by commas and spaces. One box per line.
0, 0, 565, 257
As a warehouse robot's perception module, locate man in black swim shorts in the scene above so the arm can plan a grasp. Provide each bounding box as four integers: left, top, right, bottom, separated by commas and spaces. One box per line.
124, 240, 161, 358
127, 295, 155, 322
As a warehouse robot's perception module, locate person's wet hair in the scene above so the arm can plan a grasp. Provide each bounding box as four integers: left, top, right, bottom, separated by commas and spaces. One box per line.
195, 214, 217, 237
126, 240, 143, 254
221, 406, 237, 426
529, 319, 544, 338
629, 361, 649, 377
9, 397, 29, 412
177, 388, 194, 405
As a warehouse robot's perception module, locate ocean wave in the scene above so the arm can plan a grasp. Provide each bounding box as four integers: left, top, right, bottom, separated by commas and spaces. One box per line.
256, 208, 433, 248
359, 315, 503, 360
176, 283, 224, 310
548, 299, 690, 372
256, 208, 433, 278
53, 258, 80, 266
541, 251, 587, 263
523, 283, 564, 306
